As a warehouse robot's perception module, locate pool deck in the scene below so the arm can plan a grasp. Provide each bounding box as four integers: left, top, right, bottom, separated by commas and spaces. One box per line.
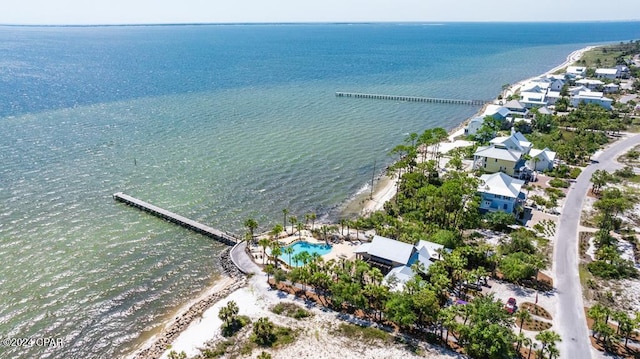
250, 229, 360, 267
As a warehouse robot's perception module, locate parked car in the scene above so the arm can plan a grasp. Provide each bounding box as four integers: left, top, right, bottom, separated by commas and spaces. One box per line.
505, 297, 517, 314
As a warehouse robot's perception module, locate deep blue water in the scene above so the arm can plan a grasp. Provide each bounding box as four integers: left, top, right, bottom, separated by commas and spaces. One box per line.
0, 22, 639, 359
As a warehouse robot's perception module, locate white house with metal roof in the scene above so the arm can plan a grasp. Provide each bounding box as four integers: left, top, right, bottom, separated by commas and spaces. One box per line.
566, 66, 587, 77
595, 68, 619, 80
354, 235, 446, 291
570, 91, 613, 110
477, 172, 526, 214
526, 148, 557, 171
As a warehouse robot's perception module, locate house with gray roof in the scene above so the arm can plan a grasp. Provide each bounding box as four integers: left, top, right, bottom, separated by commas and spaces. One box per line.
354, 235, 446, 291
478, 172, 526, 214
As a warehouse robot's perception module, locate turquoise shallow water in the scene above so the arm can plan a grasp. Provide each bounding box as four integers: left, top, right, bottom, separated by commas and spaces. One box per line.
1, 23, 639, 358
281, 242, 333, 267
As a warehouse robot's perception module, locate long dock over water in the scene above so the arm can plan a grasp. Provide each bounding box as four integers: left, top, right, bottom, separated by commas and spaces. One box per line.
335, 91, 487, 106
113, 192, 238, 246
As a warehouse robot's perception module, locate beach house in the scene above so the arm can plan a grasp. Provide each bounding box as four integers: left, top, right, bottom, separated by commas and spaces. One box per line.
570, 91, 613, 110
477, 172, 526, 214
354, 235, 446, 291
473, 130, 534, 177
464, 116, 485, 136
526, 148, 557, 171
566, 66, 587, 78
595, 68, 619, 80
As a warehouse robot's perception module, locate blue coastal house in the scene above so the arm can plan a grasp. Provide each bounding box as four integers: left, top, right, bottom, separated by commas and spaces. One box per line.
477, 172, 526, 214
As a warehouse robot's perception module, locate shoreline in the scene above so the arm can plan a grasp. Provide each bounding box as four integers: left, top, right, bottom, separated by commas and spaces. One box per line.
127, 248, 246, 359
129, 44, 600, 359
354, 44, 599, 215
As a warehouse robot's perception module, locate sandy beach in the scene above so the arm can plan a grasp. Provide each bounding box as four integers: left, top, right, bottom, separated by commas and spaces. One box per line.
129, 45, 601, 359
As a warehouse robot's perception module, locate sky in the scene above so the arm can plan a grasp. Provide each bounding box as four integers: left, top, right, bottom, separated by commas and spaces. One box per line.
1, 0, 640, 25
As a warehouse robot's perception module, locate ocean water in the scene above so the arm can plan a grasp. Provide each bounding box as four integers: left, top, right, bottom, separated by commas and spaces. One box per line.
1, 22, 639, 359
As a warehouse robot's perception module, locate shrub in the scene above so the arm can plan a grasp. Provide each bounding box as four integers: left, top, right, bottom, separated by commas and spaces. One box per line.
484, 211, 516, 231
549, 178, 570, 188
569, 167, 582, 179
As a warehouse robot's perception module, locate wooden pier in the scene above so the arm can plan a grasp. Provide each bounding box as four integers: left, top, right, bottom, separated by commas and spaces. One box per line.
335, 91, 487, 106
113, 192, 238, 246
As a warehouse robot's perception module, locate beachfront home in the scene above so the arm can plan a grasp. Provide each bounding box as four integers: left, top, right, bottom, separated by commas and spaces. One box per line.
526, 148, 557, 171
483, 105, 511, 121
570, 91, 613, 110
616, 65, 630, 79
473, 145, 524, 177
519, 85, 548, 108
354, 235, 445, 291
603, 83, 620, 94
504, 100, 527, 116
490, 130, 532, 153
595, 68, 619, 80
477, 172, 526, 214
545, 91, 561, 106
575, 79, 604, 91
473, 131, 533, 177
566, 66, 587, 78
464, 117, 485, 136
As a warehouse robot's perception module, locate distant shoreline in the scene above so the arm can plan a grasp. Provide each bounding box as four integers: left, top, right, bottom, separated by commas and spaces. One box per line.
347, 44, 600, 217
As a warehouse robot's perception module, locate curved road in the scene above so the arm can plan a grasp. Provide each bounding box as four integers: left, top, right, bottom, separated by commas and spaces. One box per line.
555, 133, 640, 359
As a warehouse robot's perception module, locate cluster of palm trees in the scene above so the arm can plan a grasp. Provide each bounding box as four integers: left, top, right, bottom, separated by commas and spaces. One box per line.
259, 238, 562, 359
588, 303, 640, 351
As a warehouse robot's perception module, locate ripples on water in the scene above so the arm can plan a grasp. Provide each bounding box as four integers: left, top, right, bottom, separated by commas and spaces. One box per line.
1, 23, 639, 358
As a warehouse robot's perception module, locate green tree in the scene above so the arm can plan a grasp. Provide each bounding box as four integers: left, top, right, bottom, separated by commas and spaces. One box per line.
384, 292, 417, 328
474, 116, 503, 144
270, 242, 282, 268
258, 238, 270, 265
167, 351, 187, 359
535, 330, 561, 359
515, 307, 532, 334
288, 215, 297, 236
295, 222, 304, 239
257, 351, 272, 359
282, 208, 289, 234
244, 218, 259, 243
253, 317, 275, 346
284, 246, 295, 267
459, 294, 515, 359
271, 224, 284, 241
591, 169, 609, 195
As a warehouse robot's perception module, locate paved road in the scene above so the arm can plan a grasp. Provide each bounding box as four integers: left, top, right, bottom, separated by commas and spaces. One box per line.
230, 241, 261, 275
555, 133, 640, 359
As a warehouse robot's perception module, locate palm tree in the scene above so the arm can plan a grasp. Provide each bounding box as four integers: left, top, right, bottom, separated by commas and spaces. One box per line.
339, 218, 347, 236
288, 215, 297, 236
271, 224, 283, 241
514, 332, 528, 352
296, 222, 304, 239
244, 218, 258, 244
516, 308, 532, 334
258, 238, 270, 265
270, 242, 282, 268
320, 225, 330, 245
284, 246, 294, 267
535, 330, 561, 358
282, 208, 289, 233
309, 212, 317, 230
253, 317, 275, 345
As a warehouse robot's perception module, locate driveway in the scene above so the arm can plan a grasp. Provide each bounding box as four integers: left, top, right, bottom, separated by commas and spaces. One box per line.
555, 133, 640, 359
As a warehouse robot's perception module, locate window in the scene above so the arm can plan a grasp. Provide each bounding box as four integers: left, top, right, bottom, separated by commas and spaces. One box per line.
495, 158, 498, 162
503, 203, 508, 210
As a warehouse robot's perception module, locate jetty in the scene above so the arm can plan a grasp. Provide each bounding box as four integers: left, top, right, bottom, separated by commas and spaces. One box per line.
113, 192, 238, 246
335, 91, 487, 106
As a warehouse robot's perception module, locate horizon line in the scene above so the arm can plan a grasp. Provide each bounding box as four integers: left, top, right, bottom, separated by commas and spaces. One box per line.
1, 19, 640, 28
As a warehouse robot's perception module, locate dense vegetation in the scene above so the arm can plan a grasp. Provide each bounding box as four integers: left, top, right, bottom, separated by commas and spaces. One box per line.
587, 170, 639, 280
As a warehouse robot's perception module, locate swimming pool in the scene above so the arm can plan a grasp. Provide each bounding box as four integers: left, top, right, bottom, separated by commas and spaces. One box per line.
281, 241, 332, 267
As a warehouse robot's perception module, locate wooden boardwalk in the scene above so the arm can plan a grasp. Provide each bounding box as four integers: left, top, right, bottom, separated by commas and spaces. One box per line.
113, 192, 238, 246
335, 91, 487, 106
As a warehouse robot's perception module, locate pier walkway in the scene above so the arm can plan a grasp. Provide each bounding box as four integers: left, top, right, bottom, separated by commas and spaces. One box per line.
335, 91, 487, 106
113, 192, 238, 246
